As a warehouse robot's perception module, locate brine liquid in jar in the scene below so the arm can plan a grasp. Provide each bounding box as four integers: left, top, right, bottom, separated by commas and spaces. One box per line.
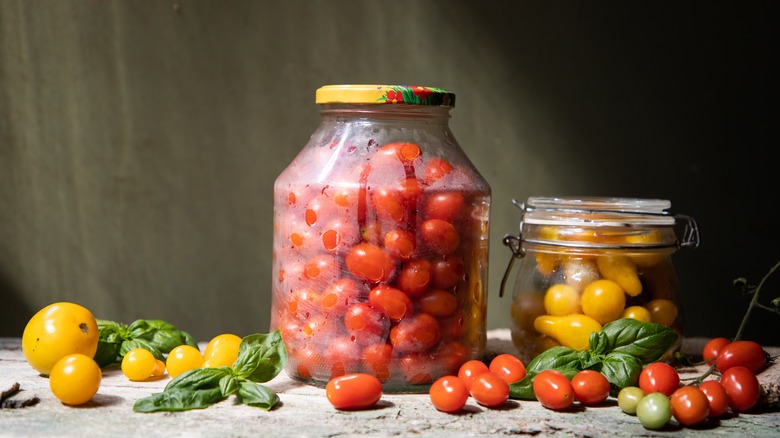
270, 85, 491, 391
503, 197, 699, 364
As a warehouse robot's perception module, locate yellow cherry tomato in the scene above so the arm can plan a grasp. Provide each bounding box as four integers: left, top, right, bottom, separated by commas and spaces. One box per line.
22, 302, 99, 376
645, 299, 679, 326
596, 255, 642, 297
166, 345, 204, 378
535, 252, 560, 276
49, 353, 102, 406
622, 305, 653, 323
543, 284, 581, 316
203, 333, 242, 368
152, 359, 167, 377
121, 348, 157, 381
561, 257, 600, 291
533, 314, 602, 351
581, 279, 626, 325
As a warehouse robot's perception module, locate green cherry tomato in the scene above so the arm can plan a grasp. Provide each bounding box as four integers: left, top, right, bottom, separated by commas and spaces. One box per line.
618, 386, 645, 415
636, 392, 672, 430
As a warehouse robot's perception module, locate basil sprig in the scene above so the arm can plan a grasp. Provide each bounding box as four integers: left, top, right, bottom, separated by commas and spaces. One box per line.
509, 318, 678, 400
133, 330, 287, 413
94, 319, 198, 367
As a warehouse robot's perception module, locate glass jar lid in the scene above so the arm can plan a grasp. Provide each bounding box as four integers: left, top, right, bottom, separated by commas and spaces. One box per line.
523, 196, 676, 228
315, 84, 456, 107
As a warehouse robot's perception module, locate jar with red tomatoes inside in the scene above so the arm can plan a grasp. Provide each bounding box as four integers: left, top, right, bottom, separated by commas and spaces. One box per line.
501, 197, 699, 364
270, 85, 491, 391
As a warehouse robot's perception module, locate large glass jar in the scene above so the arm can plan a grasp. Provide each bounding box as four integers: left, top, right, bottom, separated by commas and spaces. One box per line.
270, 85, 491, 390
501, 197, 699, 364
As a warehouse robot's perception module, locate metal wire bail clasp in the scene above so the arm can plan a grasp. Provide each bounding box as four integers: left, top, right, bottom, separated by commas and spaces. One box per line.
675, 214, 701, 249
499, 199, 527, 298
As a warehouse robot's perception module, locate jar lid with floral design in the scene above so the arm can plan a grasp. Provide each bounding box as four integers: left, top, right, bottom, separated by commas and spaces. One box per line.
315, 84, 455, 107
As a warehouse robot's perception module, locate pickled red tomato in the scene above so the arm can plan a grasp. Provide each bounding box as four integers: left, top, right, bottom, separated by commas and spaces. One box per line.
389, 313, 441, 353
399, 353, 438, 385
424, 192, 466, 223
420, 219, 461, 255
396, 259, 433, 296
324, 336, 362, 378
303, 254, 340, 283
415, 289, 458, 318
430, 256, 466, 289
375, 142, 422, 164
362, 343, 394, 382
371, 186, 407, 223
423, 157, 453, 184
384, 229, 416, 261
321, 278, 362, 316
345, 243, 395, 283
344, 302, 389, 346
368, 285, 414, 322
320, 218, 360, 253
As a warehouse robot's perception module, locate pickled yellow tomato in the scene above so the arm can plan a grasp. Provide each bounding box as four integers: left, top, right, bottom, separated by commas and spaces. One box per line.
562, 257, 600, 291
581, 279, 626, 325
203, 333, 242, 368
511, 293, 545, 332
596, 255, 642, 297
622, 305, 652, 323
535, 252, 560, 276
533, 314, 602, 351
543, 284, 581, 316
646, 299, 679, 326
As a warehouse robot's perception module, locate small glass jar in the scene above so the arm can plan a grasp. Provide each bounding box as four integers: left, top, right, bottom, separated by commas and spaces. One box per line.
501, 197, 699, 364
270, 85, 491, 390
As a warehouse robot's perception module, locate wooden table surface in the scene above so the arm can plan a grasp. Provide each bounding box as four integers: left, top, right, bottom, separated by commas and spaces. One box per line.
1, 332, 778, 438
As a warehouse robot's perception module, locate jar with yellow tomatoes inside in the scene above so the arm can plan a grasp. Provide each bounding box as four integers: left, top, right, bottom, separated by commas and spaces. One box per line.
270, 85, 491, 391
501, 197, 699, 364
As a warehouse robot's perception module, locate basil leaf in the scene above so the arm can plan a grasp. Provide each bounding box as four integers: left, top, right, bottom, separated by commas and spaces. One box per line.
144, 320, 177, 331
233, 331, 288, 382
148, 329, 191, 354
600, 352, 642, 390
120, 338, 163, 360
94, 340, 122, 368
127, 320, 155, 339
219, 374, 241, 397
600, 318, 679, 365
237, 381, 280, 410
589, 330, 611, 356
133, 387, 225, 412
525, 346, 580, 374
166, 367, 229, 392
577, 350, 602, 370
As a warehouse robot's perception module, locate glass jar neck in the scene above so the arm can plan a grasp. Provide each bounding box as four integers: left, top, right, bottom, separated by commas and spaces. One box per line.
319, 104, 452, 123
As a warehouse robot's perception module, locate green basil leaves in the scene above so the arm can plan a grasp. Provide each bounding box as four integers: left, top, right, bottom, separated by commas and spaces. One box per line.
509, 318, 678, 400
133, 330, 286, 413
94, 319, 198, 367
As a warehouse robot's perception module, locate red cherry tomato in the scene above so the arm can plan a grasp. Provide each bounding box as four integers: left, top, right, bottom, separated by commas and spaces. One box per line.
345, 243, 395, 283
699, 380, 730, 418
398, 353, 437, 385
457, 359, 490, 390
343, 303, 389, 346
368, 285, 413, 322
415, 289, 458, 318
420, 219, 460, 255
396, 259, 433, 297
715, 340, 767, 374
670, 386, 710, 426
639, 362, 680, 397
430, 256, 465, 289
488, 354, 527, 384
388, 313, 440, 353
702, 337, 731, 365
424, 192, 466, 223
320, 278, 361, 316
325, 373, 383, 410
384, 229, 416, 261
720, 366, 760, 412
429, 375, 469, 413
423, 157, 453, 184
571, 370, 610, 406
533, 369, 575, 410
361, 343, 394, 382
470, 372, 509, 407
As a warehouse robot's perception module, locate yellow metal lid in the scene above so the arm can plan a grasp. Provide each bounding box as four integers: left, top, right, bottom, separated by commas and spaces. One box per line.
316, 84, 455, 107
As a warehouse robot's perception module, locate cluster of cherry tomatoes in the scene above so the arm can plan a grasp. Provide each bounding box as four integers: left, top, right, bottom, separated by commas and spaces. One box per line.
121, 333, 243, 381
272, 141, 491, 386
617, 338, 766, 429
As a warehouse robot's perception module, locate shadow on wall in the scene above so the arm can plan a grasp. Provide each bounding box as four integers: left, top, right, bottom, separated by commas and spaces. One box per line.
0, 270, 33, 337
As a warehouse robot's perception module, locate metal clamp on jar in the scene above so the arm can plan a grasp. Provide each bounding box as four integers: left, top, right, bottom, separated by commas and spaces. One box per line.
500, 197, 699, 363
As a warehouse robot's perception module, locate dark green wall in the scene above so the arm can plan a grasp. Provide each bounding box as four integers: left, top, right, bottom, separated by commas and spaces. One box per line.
1, 1, 776, 345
